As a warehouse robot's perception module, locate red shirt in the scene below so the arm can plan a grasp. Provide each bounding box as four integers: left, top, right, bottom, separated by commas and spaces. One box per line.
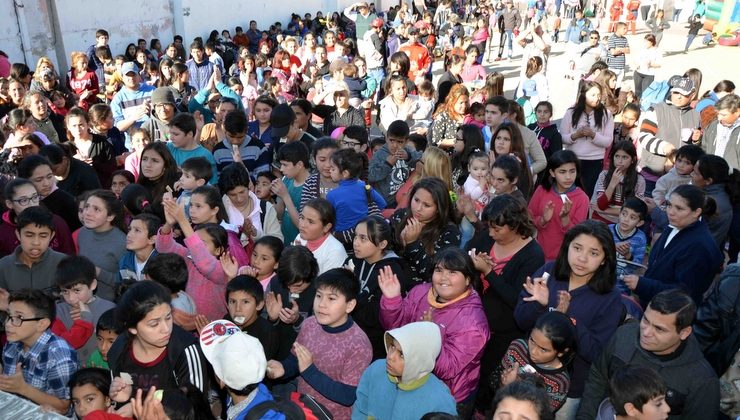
399, 42, 431, 78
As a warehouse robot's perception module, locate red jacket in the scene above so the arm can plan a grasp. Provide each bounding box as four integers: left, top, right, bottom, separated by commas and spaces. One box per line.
0, 210, 76, 257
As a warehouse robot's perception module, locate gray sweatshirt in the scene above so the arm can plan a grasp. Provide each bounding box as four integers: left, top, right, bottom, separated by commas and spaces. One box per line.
77, 227, 127, 300
56, 296, 116, 363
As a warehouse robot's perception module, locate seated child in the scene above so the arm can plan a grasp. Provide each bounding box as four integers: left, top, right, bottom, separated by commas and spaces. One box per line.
166, 113, 218, 184
55, 255, 116, 363
327, 149, 386, 248
650, 144, 704, 206
2, 289, 78, 415
341, 125, 371, 181
118, 212, 161, 282
407, 133, 428, 153
497, 311, 575, 413
609, 198, 648, 293
110, 169, 134, 198
596, 365, 670, 420
265, 245, 319, 359
69, 367, 113, 419
292, 198, 348, 273
198, 319, 277, 418
266, 268, 372, 419
225, 275, 280, 360
411, 80, 435, 131
176, 156, 212, 219
528, 101, 563, 161
463, 101, 486, 129
85, 309, 117, 369
368, 120, 421, 208
353, 321, 457, 419
228, 235, 282, 291
143, 252, 197, 327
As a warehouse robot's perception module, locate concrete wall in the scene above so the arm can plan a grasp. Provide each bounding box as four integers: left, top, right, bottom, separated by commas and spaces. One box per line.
1, 0, 378, 72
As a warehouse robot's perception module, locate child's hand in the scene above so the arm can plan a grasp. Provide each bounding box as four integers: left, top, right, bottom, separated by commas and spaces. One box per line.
131, 386, 167, 420
555, 290, 571, 313
70, 304, 81, 321
264, 292, 282, 322
163, 197, 187, 225
608, 168, 624, 188
242, 219, 257, 238
194, 314, 210, 334
278, 300, 300, 324
293, 342, 314, 373
0, 363, 28, 394
193, 110, 205, 132
78, 301, 90, 314
522, 276, 550, 306
400, 217, 423, 245
501, 362, 519, 386
219, 251, 239, 280
231, 144, 243, 163
110, 375, 133, 403
266, 360, 285, 379
239, 265, 260, 278
270, 179, 287, 198
542, 200, 555, 223
378, 266, 402, 299
615, 241, 631, 257
559, 196, 573, 218
623, 274, 640, 290
162, 197, 178, 227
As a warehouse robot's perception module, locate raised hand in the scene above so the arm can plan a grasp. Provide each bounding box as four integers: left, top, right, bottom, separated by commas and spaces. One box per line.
560, 196, 573, 217
378, 266, 402, 299
219, 251, 239, 280
194, 314, 210, 334
131, 386, 167, 420
109, 376, 133, 403
522, 276, 550, 306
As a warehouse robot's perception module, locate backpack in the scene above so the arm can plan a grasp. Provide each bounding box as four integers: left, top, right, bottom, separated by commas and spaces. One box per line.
640, 80, 671, 112
245, 392, 333, 420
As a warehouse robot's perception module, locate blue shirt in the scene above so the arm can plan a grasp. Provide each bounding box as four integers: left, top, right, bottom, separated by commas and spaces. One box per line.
110, 84, 155, 128
247, 121, 274, 149
166, 142, 219, 184
327, 179, 386, 232
3, 330, 78, 402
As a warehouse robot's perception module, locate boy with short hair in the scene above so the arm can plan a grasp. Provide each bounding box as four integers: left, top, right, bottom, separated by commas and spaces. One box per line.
177, 156, 212, 218
166, 112, 218, 184
341, 125, 369, 154
651, 144, 704, 206
85, 308, 117, 369
412, 80, 435, 131
0, 206, 67, 293
143, 253, 197, 318
273, 141, 311, 243
118, 212, 161, 282
610, 198, 648, 294
596, 365, 670, 420
266, 268, 372, 419
353, 321, 457, 419
54, 255, 117, 363
368, 120, 421, 208
226, 275, 279, 360
2, 289, 78, 415
212, 110, 271, 173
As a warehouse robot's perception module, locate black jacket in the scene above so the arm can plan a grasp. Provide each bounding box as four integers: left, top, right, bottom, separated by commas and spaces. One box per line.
577, 322, 719, 420
694, 263, 740, 375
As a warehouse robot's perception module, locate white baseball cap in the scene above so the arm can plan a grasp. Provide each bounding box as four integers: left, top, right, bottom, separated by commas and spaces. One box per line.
199, 320, 266, 390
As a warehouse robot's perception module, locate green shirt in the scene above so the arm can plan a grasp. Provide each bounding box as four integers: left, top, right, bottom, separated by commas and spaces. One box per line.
281, 177, 303, 244
85, 349, 109, 370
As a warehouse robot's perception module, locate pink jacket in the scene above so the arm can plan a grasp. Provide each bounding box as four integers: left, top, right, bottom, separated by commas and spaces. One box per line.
156, 229, 228, 321
380, 283, 490, 402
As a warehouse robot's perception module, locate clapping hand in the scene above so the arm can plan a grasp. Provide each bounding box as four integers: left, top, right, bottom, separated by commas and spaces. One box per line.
400, 217, 423, 245
294, 342, 314, 372
471, 249, 493, 275
264, 292, 282, 322
542, 200, 555, 223
522, 275, 550, 306
555, 290, 571, 313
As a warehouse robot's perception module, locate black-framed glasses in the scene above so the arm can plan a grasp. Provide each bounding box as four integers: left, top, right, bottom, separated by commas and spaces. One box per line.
342, 140, 361, 147
5, 315, 44, 327
11, 194, 40, 206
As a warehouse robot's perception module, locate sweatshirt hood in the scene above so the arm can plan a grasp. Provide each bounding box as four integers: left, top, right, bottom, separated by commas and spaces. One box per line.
384, 321, 441, 384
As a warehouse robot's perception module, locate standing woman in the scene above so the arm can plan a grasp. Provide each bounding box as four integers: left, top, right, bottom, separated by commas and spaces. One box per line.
65, 108, 117, 188
378, 75, 418, 133
390, 177, 461, 285
560, 81, 614, 197
646, 9, 670, 45
632, 34, 661, 101
515, 220, 622, 419
431, 84, 469, 148
468, 195, 545, 412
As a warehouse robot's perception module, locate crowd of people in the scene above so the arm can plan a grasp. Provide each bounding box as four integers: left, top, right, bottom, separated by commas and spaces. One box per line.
0, 0, 738, 419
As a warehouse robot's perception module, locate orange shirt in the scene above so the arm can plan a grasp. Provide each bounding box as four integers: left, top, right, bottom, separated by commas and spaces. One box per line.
399, 42, 431, 78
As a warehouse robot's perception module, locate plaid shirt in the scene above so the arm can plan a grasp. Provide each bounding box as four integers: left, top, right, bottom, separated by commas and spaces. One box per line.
3, 330, 78, 401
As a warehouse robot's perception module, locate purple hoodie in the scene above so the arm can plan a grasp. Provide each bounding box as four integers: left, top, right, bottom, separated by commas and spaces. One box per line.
380, 283, 490, 402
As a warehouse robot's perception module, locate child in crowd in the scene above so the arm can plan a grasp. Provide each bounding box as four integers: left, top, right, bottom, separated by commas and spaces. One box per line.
144, 252, 198, 324
54, 255, 116, 363
346, 216, 410, 359
77, 190, 127, 300
327, 149, 386, 248
2, 289, 78, 415
609, 198, 648, 293
157, 193, 229, 322
166, 113, 218, 184
223, 235, 282, 292
176, 156, 212, 220
89, 103, 128, 166
650, 144, 704, 206
411, 80, 436, 131
597, 366, 670, 420
497, 311, 575, 412
353, 321, 458, 418
69, 367, 113, 418
124, 127, 151, 180
612, 103, 640, 146
341, 125, 370, 155
272, 141, 311, 243
464, 102, 486, 129
85, 309, 117, 369
461, 151, 493, 247
266, 268, 372, 419
591, 141, 645, 224
254, 171, 278, 203
265, 245, 319, 359
528, 101, 562, 161
224, 275, 279, 360
110, 169, 134, 198
370, 137, 386, 154
491, 155, 528, 204
293, 198, 348, 274
119, 212, 161, 282
212, 110, 272, 174
528, 150, 589, 261
368, 120, 421, 209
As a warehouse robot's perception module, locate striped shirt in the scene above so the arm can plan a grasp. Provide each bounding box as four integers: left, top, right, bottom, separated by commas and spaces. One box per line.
212, 136, 272, 174
607, 35, 629, 70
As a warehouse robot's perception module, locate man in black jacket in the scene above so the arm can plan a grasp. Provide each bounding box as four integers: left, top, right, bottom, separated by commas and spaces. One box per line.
577, 289, 719, 420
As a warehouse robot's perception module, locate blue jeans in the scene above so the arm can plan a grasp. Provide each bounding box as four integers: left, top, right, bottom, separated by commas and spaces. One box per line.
498, 29, 514, 58
685, 34, 697, 51
673, 8, 682, 21
460, 217, 476, 250
366, 67, 385, 101
556, 398, 581, 420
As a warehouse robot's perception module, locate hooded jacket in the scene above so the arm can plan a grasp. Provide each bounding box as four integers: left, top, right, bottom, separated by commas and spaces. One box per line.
352, 321, 457, 419
380, 282, 490, 402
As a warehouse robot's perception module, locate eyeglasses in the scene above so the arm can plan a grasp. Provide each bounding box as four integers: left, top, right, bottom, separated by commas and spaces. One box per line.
342, 140, 361, 147
5, 315, 44, 327
11, 194, 40, 206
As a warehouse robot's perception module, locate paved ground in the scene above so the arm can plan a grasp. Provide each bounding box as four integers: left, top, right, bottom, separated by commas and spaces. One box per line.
431, 18, 740, 122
